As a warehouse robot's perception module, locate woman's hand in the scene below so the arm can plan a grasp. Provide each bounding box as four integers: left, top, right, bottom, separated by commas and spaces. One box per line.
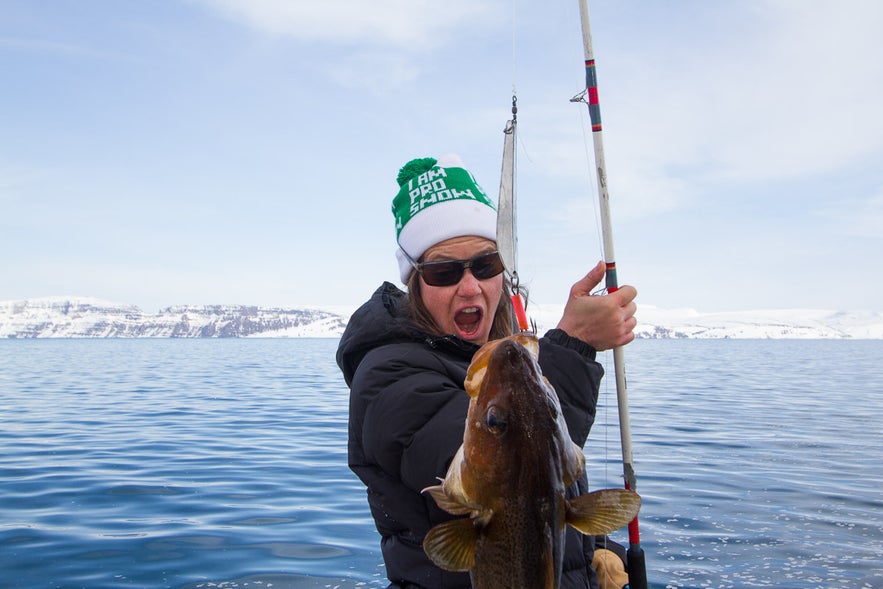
555, 260, 637, 351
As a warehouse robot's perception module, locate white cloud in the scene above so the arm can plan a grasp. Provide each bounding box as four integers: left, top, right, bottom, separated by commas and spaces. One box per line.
621, 0, 883, 182
319, 50, 421, 95
190, 0, 502, 49
528, 0, 883, 228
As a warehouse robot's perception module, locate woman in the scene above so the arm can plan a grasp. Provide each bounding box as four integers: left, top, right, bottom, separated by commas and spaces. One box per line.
336, 155, 637, 589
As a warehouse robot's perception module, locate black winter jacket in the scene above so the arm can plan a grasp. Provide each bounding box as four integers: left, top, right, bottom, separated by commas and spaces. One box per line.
337, 283, 606, 589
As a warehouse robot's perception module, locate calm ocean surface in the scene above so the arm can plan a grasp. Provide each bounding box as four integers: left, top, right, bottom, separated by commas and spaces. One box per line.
1, 338, 881, 589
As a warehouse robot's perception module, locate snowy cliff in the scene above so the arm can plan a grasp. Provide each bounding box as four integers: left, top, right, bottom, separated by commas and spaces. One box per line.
0, 297, 346, 338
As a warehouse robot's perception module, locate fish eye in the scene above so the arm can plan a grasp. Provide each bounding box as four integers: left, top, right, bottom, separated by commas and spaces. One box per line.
486, 406, 508, 435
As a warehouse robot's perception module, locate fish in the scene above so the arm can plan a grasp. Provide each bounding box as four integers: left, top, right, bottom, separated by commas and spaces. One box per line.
422, 333, 641, 589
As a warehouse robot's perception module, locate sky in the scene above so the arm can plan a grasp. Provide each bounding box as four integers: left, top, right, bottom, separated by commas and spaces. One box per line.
2, 0, 882, 314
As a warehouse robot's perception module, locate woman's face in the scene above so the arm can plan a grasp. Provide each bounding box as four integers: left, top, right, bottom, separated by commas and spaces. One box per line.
418, 236, 503, 345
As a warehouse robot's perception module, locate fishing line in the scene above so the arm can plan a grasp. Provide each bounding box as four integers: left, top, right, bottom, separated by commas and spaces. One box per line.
574, 94, 606, 266
510, 0, 518, 97
509, 1, 535, 165
508, 0, 536, 176
599, 334, 613, 491
573, 86, 614, 489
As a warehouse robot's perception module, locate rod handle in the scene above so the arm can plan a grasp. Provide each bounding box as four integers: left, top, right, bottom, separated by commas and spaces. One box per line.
626, 544, 648, 589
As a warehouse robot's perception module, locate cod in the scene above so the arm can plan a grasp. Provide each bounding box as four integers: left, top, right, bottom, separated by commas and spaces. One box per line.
423, 333, 640, 589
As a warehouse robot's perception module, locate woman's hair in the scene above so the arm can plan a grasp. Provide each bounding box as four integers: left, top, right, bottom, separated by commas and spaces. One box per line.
405, 270, 522, 342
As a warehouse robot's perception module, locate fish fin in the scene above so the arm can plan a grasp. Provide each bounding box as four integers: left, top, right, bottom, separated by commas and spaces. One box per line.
422, 483, 474, 516
423, 517, 478, 572
566, 489, 642, 535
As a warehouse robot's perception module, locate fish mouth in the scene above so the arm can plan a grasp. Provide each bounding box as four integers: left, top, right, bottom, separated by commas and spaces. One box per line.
454, 306, 484, 338
495, 337, 537, 375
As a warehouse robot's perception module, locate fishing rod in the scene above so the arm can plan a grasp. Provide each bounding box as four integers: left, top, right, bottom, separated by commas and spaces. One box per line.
572, 1, 648, 587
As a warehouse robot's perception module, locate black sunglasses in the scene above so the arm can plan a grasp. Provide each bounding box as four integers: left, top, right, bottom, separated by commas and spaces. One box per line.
403, 249, 505, 287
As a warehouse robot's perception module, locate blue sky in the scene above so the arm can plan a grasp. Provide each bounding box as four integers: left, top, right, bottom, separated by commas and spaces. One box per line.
2, 0, 881, 313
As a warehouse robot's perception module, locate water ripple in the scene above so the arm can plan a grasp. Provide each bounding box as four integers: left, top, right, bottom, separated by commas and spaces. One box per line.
2, 338, 882, 588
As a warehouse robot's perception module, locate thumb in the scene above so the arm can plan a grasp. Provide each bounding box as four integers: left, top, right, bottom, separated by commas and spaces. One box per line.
570, 260, 606, 298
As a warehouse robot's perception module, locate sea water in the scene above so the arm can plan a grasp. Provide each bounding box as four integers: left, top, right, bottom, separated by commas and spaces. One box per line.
1, 338, 881, 589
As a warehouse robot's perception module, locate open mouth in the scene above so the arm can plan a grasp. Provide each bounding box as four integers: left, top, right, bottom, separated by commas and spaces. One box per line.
454, 306, 483, 337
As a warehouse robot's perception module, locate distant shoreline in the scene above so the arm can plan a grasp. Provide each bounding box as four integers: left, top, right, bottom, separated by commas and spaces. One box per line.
2, 298, 881, 339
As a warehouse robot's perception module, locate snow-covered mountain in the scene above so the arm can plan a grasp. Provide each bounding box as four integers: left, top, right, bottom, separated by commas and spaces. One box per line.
529, 304, 883, 340
1, 297, 881, 339
632, 306, 883, 339
0, 297, 347, 338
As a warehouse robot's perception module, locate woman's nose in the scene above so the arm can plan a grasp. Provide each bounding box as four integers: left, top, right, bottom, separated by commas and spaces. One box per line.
457, 269, 482, 295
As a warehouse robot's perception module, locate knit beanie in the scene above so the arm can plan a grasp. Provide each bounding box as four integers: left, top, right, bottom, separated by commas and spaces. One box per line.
392, 154, 497, 282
